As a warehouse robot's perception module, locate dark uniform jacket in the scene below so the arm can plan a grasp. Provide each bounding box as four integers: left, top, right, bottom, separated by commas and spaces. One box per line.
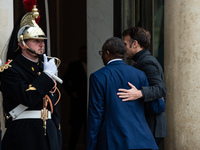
1, 54, 62, 150
133, 49, 167, 138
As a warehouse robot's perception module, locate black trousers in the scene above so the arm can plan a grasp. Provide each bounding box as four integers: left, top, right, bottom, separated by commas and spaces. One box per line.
130, 149, 152, 150
130, 138, 164, 150
156, 137, 164, 150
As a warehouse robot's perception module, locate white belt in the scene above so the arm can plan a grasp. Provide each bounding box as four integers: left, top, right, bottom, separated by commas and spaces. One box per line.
13, 110, 51, 121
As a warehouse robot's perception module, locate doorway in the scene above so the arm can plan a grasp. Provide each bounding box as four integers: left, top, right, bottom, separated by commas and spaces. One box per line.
14, 0, 87, 149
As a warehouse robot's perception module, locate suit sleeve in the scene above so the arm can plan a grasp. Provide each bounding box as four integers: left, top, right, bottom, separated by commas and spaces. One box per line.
86, 73, 104, 150
140, 63, 166, 102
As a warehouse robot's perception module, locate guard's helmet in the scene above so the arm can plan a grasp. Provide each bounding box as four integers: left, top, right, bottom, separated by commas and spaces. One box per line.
6, 1, 47, 60
17, 5, 47, 43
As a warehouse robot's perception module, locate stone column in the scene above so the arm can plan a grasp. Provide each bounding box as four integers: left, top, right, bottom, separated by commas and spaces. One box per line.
164, 0, 200, 149
87, 0, 113, 112
87, 0, 113, 76
0, 0, 13, 135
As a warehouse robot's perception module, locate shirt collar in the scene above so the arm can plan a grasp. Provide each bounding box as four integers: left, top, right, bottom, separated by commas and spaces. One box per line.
132, 49, 147, 61
22, 54, 39, 63
107, 59, 123, 65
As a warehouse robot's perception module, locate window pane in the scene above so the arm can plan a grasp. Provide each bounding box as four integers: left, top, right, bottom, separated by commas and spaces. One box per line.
153, 0, 164, 69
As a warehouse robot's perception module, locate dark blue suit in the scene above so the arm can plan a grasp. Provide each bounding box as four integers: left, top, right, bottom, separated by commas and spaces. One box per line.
86, 60, 158, 150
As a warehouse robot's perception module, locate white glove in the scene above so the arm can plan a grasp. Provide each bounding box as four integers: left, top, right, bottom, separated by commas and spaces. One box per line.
43, 54, 57, 75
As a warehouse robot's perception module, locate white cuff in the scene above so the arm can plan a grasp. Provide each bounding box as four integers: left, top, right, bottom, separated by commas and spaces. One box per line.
43, 70, 63, 84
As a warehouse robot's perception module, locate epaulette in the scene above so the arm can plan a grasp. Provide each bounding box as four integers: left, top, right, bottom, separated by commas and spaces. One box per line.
0, 60, 13, 72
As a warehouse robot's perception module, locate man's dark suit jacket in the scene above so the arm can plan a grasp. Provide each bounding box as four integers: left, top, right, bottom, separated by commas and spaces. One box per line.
86, 60, 158, 150
133, 49, 167, 138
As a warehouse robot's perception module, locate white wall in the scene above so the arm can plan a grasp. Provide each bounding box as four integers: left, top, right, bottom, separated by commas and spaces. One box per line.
87, 0, 113, 76
0, 0, 13, 63
0, 0, 13, 135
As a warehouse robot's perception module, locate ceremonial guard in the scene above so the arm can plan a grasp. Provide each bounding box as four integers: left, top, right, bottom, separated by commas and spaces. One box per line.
0, 0, 62, 150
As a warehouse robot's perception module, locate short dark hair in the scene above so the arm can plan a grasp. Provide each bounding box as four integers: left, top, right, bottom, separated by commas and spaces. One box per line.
102, 37, 126, 58
123, 26, 151, 49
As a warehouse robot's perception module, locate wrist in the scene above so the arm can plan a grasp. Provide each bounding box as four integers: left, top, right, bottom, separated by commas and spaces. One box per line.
43, 70, 52, 76
138, 90, 143, 98
43, 70, 63, 84
43, 70, 54, 81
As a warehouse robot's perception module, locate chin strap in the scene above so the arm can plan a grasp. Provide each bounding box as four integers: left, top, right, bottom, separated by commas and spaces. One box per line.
26, 47, 43, 57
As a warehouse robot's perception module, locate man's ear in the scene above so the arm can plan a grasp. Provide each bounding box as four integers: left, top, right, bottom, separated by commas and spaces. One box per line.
106, 50, 110, 56
132, 40, 138, 48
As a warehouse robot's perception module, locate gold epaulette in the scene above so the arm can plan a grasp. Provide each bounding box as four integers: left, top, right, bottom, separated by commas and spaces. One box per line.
0, 60, 13, 72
